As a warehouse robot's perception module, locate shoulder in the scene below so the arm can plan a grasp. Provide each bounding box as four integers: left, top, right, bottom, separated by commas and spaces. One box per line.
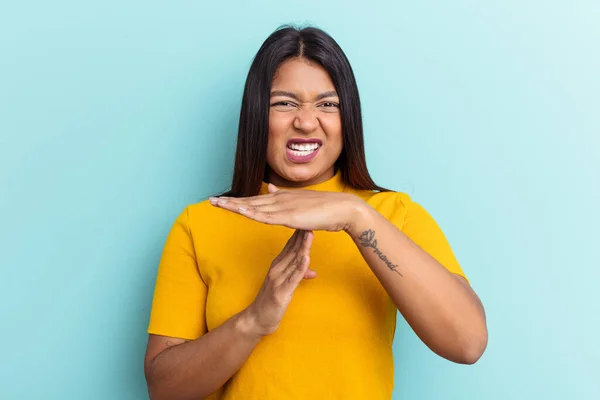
367, 190, 412, 210
185, 199, 214, 219
180, 199, 228, 228
348, 187, 413, 212
348, 188, 415, 227
178, 198, 251, 237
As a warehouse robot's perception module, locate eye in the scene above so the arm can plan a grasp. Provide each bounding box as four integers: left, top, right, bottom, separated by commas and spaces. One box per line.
319, 102, 340, 112
271, 101, 297, 109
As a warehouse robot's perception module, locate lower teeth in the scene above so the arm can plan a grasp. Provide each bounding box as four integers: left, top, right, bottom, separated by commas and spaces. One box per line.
292, 150, 313, 156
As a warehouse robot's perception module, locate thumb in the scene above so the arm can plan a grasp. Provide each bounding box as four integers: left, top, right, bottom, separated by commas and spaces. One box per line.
304, 267, 317, 279
268, 183, 279, 193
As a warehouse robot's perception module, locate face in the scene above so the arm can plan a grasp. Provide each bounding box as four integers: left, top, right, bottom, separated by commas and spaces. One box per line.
266, 57, 343, 187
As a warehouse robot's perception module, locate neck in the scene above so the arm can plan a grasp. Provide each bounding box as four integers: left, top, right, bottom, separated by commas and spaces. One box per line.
266, 167, 336, 189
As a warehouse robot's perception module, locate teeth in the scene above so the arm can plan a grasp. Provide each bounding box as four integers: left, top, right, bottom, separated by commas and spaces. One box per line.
288, 142, 320, 151
289, 149, 315, 156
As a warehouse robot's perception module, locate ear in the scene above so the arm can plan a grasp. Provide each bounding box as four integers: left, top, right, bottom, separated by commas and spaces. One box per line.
267, 183, 279, 193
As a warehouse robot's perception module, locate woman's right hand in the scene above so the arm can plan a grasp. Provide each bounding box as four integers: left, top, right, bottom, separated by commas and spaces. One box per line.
243, 229, 316, 337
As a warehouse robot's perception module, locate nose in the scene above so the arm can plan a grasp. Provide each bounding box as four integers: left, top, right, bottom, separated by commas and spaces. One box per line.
293, 106, 319, 133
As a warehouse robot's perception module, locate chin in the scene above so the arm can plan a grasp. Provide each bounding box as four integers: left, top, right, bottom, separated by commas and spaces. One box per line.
283, 168, 315, 182
273, 163, 320, 184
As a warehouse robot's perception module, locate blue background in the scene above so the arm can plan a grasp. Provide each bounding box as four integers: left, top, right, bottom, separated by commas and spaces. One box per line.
1, 1, 598, 399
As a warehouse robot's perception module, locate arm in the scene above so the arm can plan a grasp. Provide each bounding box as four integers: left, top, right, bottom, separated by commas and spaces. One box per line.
145, 226, 316, 400
347, 202, 488, 364
209, 188, 488, 363
144, 312, 260, 400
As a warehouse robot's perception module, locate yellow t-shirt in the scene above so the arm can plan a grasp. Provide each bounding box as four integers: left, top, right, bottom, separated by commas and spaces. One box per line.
147, 171, 467, 399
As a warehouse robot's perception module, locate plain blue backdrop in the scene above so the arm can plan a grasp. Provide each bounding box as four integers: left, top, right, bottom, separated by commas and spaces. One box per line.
1, 1, 599, 399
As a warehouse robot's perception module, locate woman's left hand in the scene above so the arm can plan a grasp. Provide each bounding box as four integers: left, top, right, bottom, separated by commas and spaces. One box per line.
209, 184, 367, 233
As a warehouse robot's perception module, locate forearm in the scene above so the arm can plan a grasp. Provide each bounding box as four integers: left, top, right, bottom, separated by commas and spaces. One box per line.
348, 205, 488, 364
146, 310, 261, 400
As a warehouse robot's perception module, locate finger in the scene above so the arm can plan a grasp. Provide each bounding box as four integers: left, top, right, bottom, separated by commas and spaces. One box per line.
270, 231, 302, 274
236, 203, 283, 214
278, 230, 313, 282
304, 268, 317, 279
238, 208, 286, 226
232, 197, 278, 208
298, 232, 317, 279
268, 183, 279, 193
211, 193, 276, 205
285, 254, 312, 287
210, 196, 286, 224
208, 197, 266, 211
209, 197, 276, 214
273, 229, 300, 259
271, 230, 307, 275
300, 230, 314, 255
271, 229, 303, 268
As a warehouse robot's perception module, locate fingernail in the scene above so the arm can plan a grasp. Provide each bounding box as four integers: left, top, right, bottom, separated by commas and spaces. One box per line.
238, 206, 247, 213
218, 198, 229, 205
209, 197, 218, 205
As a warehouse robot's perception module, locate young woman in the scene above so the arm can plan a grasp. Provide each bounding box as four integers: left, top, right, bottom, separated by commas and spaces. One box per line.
144, 25, 488, 400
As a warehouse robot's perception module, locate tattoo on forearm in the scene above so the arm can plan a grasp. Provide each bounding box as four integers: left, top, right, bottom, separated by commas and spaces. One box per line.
358, 229, 403, 277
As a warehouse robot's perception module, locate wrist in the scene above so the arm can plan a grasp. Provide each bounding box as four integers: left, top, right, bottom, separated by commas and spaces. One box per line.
235, 308, 266, 342
344, 198, 374, 238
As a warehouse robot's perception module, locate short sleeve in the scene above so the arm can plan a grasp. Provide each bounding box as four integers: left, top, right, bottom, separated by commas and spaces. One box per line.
398, 194, 469, 283
147, 207, 208, 340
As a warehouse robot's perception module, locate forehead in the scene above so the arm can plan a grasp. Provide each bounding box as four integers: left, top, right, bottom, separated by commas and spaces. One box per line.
271, 58, 336, 93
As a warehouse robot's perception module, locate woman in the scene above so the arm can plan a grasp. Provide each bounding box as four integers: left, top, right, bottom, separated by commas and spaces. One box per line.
144, 25, 488, 400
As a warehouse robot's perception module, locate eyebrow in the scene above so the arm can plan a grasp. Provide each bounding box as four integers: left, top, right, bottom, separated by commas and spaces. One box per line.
270, 90, 338, 101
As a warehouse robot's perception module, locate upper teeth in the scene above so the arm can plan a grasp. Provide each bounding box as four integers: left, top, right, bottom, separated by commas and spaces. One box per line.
288, 143, 320, 151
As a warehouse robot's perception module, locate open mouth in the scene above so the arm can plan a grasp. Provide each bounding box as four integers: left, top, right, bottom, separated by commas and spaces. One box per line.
287, 142, 321, 156
285, 139, 322, 163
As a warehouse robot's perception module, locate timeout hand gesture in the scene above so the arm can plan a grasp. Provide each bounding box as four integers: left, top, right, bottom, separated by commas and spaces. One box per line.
209, 184, 364, 233
245, 229, 316, 336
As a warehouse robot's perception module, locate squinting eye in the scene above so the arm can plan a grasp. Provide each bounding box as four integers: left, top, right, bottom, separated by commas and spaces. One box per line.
271, 101, 295, 107
319, 102, 340, 112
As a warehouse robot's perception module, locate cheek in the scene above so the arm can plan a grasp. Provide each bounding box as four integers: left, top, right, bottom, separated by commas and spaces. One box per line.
267, 113, 291, 158
268, 112, 291, 138
320, 116, 343, 149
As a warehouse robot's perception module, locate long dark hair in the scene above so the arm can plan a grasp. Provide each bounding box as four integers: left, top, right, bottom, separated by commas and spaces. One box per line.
222, 25, 389, 197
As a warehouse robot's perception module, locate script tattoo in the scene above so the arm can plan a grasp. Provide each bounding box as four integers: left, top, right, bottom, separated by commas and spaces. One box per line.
358, 229, 402, 277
